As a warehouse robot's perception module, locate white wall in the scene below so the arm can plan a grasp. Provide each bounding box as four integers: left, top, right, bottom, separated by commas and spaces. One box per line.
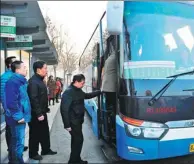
0, 50, 5, 75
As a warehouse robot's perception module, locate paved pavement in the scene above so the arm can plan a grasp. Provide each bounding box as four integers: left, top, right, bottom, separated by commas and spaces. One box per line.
40, 110, 107, 163
0, 103, 5, 124
0, 102, 60, 164
1, 114, 5, 124
40, 110, 194, 164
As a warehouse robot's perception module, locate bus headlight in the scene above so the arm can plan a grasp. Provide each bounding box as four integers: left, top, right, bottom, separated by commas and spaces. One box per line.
143, 128, 166, 138
128, 125, 142, 137
124, 120, 169, 139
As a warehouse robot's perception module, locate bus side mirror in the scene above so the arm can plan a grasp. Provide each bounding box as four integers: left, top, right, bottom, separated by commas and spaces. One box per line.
106, 1, 124, 35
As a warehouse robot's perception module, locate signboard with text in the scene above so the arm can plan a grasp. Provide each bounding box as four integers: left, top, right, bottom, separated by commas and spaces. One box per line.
6, 35, 33, 50
0, 15, 16, 38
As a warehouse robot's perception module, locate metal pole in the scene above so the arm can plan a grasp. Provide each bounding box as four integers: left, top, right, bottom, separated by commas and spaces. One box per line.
19, 50, 22, 60
4, 38, 7, 71
29, 53, 31, 77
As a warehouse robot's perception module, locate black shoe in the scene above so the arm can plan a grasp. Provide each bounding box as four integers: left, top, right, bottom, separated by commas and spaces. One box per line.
80, 160, 88, 164
24, 146, 28, 151
68, 161, 82, 164
41, 149, 57, 155
30, 154, 43, 160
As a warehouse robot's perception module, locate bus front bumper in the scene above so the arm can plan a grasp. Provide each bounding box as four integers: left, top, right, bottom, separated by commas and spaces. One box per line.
116, 116, 194, 161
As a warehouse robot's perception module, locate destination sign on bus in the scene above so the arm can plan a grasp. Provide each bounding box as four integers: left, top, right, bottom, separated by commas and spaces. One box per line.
147, 107, 177, 114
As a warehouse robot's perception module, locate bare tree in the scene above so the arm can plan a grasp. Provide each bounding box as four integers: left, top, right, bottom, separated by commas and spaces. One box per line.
45, 15, 59, 45
44, 15, 59, 78
58, 33, 78, 81
79, 28, 109, 71
44, 14, 77, 83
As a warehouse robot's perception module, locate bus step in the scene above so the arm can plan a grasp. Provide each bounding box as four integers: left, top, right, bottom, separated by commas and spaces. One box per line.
101, 143, 121, 162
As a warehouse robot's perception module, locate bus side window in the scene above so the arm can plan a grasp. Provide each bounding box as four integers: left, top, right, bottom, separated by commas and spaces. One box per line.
92, 43, 100, 91
92, 58, 98, 90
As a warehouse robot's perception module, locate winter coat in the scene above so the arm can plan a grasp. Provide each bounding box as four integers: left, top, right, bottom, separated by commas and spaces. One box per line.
55, 80, 61, 94
60, 84, 101, 128
0, 69, 14, 113
5, 73, 31, 125
101, 54, 117, 92
27, 74, 49, 117
47, 80, 56, 98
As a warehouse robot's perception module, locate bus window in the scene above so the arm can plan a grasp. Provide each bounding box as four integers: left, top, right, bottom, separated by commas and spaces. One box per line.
92, 43, 100, 90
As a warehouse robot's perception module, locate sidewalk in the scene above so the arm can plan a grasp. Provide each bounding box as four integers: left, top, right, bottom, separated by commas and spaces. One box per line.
0, 102, 60, 164
40, 110, 107, 164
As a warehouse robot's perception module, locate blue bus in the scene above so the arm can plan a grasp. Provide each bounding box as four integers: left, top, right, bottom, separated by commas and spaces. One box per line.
79, 1, 194, 161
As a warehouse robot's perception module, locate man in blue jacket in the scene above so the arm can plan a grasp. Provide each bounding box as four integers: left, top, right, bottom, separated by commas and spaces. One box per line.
0, 56, 28, 163
5, 61, 31, 164
0, 56, 16, 163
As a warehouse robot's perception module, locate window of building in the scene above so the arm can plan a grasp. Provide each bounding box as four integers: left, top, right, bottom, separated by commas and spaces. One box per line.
7, 50, 20, 60
21, 50, 30, 79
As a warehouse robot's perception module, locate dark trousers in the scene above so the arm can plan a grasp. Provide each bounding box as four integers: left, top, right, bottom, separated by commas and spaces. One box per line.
49, 98, 55, 105
56, 93, 59, 102
105, 92, 116, 112
69, 122, 83, 163
28, 114, 50, 157
6, 124, 12, 162
6, 124, 11, 150
105, 92, 116, 142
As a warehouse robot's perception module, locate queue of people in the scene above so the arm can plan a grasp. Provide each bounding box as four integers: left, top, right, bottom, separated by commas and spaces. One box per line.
0, 56, 101, 164
0, 57, 57, 164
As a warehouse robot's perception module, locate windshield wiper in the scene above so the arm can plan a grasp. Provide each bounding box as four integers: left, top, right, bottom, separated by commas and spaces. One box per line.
148, 70, 194, 106
166, 70, 194, 78
183, 89, 194, 91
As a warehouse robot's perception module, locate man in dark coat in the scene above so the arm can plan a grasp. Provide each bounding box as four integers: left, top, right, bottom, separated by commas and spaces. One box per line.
60, 74, 101, 164
27, 61, 57, 160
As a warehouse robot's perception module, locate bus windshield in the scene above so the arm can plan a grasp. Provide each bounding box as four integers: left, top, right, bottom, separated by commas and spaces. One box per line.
122, 2, 194, 96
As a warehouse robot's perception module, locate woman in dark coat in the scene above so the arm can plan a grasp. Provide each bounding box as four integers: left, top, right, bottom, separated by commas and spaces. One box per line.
47, 75, 56, 105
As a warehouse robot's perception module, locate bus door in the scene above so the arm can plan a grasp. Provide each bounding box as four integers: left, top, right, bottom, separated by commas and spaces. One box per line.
91, 43, 102, 139
91, 41, 110, 141
98, 36, 117, 144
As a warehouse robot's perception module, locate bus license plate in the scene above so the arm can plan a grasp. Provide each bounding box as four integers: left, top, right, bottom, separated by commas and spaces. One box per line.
189, 144, 194, 153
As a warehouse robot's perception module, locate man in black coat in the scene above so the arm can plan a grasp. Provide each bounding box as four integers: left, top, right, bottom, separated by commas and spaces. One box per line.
27, 61, 57, 160
60, 74, 101, 164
